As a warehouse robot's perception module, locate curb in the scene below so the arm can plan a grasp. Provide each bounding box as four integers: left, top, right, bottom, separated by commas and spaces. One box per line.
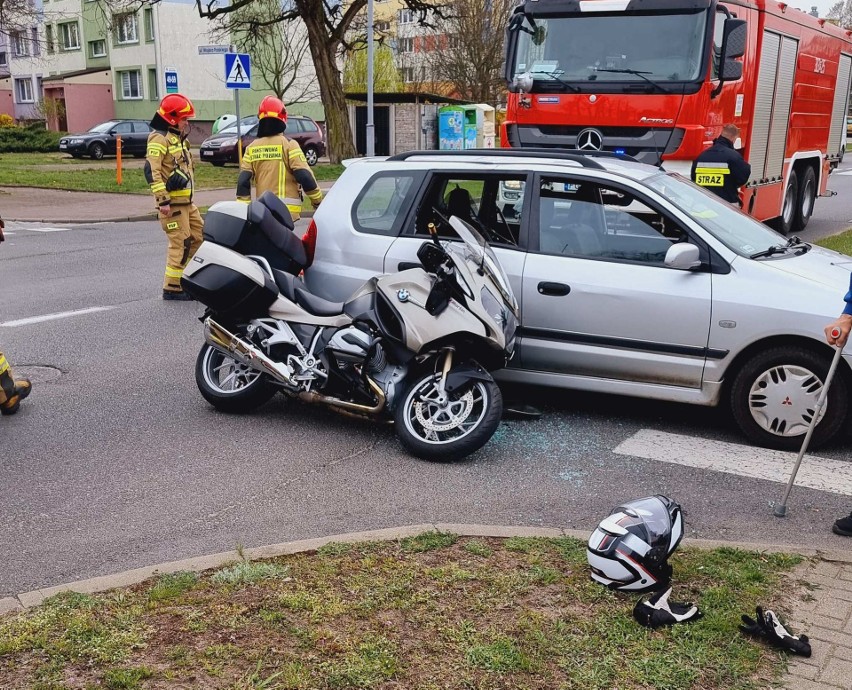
3, 523, 850, 615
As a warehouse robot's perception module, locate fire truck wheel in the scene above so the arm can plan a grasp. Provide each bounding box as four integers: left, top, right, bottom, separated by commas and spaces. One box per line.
777, 170, 798, 235
795, 166, 817, 232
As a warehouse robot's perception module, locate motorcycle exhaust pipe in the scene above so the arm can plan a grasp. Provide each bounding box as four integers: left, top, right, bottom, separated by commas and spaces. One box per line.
204, 317, 296, 388
297, 376, 386, 415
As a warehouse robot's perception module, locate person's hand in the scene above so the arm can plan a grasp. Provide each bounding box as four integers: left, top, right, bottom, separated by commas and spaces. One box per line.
159, 203, 172, 218
825, 314, 852, 347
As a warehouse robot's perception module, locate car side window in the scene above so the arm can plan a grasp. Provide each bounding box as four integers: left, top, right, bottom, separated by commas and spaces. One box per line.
287, 119, 304, 133
132, 122, 150, 133
537, 177, 689, 265
352, 172, 421, 236
415, 174, 524, 247
113, 122, 133, 134
301, 119, 318, 132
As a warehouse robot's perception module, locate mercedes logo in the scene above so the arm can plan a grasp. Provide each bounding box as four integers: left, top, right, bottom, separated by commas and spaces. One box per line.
576, 128, 604, 151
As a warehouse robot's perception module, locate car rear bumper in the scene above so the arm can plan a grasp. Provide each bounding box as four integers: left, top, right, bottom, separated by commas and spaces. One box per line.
200, 147, 237, 164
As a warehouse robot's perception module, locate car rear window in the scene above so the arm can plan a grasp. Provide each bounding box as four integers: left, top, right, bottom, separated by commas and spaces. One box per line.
352, 172, 423, 236
300, 119, 318, 132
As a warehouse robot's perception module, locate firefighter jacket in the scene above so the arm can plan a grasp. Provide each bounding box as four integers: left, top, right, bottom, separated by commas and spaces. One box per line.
691, 136, 751, 205
145, 129, 195, 207
236, 134, 322, 215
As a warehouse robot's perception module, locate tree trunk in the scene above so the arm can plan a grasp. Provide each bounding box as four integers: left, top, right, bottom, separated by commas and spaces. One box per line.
297, 0, 357, 163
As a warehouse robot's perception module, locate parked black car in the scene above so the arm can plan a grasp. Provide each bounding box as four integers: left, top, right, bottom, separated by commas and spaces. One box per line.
59, 120, 153, 160
199, 115, 326, 166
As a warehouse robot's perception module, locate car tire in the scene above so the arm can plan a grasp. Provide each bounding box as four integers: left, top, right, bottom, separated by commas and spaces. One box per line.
212, 161, 226, 167
304, 146, 319, 167
730, 345, 849, 450
133, 152, 146, 159
394, 369, 503, 461
89, 142, 105, 160
795, 166, 817, 233
195, 344, 277, 413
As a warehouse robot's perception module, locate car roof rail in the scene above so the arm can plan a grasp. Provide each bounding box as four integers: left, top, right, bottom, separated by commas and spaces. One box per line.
386, 148, 607, 170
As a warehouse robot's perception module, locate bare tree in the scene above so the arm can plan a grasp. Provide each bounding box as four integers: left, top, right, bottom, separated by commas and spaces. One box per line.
0, 0, 43, 36
828, 0, 852, 27
421, 0, 513, 104
188, 0, 445, 162
212, 0, 318, 105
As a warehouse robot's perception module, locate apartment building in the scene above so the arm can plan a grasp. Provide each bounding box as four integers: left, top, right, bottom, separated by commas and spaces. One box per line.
3, 0, 322, 135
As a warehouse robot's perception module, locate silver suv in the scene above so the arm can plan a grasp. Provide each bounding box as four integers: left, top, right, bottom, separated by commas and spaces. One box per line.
305, 149, 852, 450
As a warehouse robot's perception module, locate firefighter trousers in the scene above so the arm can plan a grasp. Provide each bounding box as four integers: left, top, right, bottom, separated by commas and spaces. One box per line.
0, 350, 31, 413
161, 204, 203, 293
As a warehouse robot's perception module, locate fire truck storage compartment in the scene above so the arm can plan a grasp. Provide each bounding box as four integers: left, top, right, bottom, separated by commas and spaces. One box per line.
749, 31, 797, 184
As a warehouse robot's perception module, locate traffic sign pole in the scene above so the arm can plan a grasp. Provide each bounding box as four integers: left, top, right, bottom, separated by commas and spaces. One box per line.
235, 90, 242, 164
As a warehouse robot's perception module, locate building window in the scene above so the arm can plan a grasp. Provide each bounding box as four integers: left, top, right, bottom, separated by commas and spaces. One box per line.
402, 67, 415, 83
46, 25, 54, 54
15, 78, 33, 103
144, 8, 155, 42
148, 67, 158, 100
90, 39, 106, 58
398, 8, 416, 23
375, 21, 390, 32
31, 28, 40, 56
398, 37, 414, 53
12, 31, 28, 57
0, 52, 7, 67
115, 13, 139, 44
59, 22, 80, 50
119, 70, 142, 99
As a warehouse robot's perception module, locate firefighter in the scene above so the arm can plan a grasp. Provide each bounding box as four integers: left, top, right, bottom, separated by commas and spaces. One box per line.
0, 219, 32, 415
691, 123, 751, 206
236, 96, 323, 220
145, 93, 203, 301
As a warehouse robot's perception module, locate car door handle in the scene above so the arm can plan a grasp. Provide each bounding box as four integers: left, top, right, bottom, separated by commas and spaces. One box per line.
398, 261, 423, 271
537, 281, 570, 296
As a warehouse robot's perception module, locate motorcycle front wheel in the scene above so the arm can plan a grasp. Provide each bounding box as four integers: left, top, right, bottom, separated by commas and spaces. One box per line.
394, 370, 503, 461
195, 344, 277, 413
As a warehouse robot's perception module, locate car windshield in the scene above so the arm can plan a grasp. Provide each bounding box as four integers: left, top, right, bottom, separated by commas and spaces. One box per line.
645, 173, 787, 257
511, 10, 707, 85
88, 121, 120, 133
218, 116, 258, 134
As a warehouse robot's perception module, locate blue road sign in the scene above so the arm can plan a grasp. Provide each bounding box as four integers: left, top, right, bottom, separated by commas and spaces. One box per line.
164, 70, 178, 94
225, 53, 251, 89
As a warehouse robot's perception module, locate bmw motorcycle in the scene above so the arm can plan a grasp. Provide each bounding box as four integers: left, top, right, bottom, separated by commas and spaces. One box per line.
181, 192, 518, 461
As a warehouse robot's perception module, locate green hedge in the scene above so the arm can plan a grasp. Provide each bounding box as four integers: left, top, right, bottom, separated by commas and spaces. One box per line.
0, 124, 65, 153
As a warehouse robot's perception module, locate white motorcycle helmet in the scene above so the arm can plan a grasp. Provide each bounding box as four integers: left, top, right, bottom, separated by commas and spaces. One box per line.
587, 495, 684, 593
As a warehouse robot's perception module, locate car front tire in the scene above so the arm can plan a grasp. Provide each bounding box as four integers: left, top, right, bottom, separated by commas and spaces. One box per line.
89, 142, 105, 160
730, 345, 849, 450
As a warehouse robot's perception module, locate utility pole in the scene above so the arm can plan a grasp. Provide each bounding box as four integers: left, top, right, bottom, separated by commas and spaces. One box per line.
366, 0, 375, 156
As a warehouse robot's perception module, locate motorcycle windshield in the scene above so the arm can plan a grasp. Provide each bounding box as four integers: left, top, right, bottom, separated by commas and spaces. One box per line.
448, 216, 519, 315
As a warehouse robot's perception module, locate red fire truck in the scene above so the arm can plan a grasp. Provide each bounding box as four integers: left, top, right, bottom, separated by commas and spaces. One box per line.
502, 0, 852, 234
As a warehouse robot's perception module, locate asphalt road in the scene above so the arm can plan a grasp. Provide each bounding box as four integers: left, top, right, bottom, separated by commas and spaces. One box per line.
2, 188, 852, 597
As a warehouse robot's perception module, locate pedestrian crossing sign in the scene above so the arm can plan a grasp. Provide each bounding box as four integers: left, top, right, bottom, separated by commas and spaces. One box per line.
225, 53, 251, 89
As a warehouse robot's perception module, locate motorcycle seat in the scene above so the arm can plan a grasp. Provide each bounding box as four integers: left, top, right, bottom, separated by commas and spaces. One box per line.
293, 286, 345, 316
272, 269, 298, 301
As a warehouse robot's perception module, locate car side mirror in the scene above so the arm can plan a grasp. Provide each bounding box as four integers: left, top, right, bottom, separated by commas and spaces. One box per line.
664, 243, 702, 270
720, 19, 746, 81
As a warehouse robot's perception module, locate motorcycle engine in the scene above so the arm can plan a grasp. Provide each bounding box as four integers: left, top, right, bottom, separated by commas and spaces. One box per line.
327, 325, 385, 373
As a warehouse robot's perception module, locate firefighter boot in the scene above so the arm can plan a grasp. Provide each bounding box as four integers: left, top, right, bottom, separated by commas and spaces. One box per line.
0, 365, 31, 416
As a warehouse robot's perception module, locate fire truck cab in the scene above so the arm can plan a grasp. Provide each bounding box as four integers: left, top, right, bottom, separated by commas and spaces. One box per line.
503, 0, 852, 234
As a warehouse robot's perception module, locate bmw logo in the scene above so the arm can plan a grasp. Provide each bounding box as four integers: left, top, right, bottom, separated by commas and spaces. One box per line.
397, 289, 410, 303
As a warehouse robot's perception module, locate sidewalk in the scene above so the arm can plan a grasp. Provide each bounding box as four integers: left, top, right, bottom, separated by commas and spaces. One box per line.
0, 181, 335, 223
781, 554, 852, 689
1, 523, 851, 689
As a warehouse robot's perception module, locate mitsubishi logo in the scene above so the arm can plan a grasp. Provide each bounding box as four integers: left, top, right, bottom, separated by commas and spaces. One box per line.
576, 128, 604, 151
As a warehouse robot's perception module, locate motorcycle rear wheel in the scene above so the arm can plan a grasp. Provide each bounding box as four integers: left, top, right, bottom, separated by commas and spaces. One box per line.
394, 370, 503, 461
195, 344, 277, 413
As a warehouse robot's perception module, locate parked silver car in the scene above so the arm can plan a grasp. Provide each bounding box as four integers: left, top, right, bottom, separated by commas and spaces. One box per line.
304, 149, 852, 450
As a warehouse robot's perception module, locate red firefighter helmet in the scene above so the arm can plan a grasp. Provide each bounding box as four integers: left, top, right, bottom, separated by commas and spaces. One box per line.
157, 93, 195, 126
258, 95, 288, 124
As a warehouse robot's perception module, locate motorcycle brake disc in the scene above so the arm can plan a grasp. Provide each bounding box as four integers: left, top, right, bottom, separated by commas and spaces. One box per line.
415, 390, 475, 432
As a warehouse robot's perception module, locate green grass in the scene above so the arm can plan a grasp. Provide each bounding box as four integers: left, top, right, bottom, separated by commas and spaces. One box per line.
0, 534, 805, 690
0, 152, 342, 195
815, 229, 852, 255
